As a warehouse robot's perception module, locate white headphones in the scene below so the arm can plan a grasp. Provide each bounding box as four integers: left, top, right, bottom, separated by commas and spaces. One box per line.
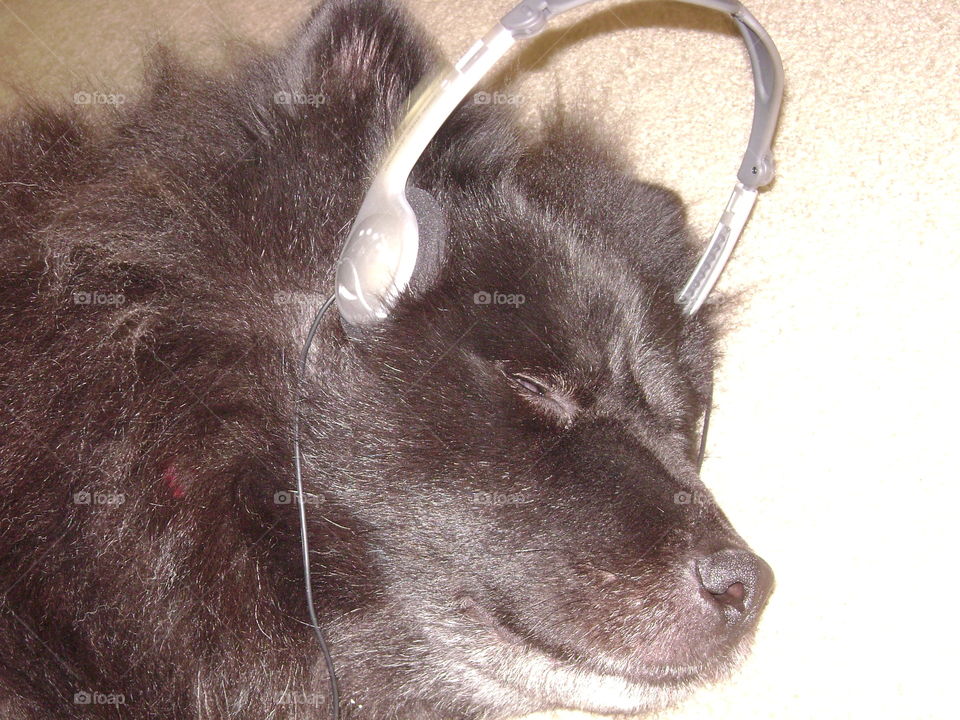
334, 0, 784, 325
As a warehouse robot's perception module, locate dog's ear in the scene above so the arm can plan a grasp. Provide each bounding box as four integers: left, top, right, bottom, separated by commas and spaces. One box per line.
515, 117, 698, 292
272, 0, 437, 152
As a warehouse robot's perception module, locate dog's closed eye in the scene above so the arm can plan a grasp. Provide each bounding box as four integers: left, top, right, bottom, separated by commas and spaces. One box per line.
502, 369, 578, 426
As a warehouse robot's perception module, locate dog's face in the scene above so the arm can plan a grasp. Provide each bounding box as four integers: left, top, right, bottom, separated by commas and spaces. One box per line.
286, 4, 774, 716
310, 151, 773, 717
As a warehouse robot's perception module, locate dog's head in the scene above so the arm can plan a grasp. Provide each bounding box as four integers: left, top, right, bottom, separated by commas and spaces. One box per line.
263, 1, 776, 716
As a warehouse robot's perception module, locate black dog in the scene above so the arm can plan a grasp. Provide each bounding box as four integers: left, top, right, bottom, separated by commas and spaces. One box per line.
0, 1, 773, 717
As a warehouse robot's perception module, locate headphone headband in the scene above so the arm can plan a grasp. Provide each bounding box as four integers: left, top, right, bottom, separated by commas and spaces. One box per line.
335, 0, 784, 324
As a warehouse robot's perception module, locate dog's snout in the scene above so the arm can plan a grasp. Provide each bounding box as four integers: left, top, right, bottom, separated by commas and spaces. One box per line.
696, 549, 774, 624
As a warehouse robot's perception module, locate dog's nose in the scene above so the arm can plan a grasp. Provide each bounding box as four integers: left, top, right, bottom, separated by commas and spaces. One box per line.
696, 549, 774, 624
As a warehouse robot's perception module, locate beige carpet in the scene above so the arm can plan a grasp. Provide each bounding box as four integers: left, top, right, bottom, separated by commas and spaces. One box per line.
1, 1, 957, 718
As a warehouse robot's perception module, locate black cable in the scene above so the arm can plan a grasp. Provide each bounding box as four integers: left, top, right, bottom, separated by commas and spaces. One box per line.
696, 376, 713, 472
292, 292, 341, 720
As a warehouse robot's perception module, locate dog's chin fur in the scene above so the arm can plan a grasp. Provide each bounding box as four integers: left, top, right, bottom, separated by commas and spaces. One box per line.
405, 609, 753, 717
328, 614, 746, 720
0, 0, 768, 718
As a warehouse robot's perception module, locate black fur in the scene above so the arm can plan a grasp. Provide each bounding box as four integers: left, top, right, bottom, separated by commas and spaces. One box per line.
0, 1, 769, 718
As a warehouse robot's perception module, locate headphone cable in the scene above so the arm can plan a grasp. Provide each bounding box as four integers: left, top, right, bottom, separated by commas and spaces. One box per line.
696, 376, 714, 471
292, 292, 341, 720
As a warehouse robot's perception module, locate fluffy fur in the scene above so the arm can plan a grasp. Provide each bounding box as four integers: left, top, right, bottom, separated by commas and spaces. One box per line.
0, 1, 770, 718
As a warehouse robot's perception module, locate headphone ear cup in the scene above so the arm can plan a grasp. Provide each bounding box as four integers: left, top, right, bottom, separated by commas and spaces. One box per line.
406, 186, 447, 296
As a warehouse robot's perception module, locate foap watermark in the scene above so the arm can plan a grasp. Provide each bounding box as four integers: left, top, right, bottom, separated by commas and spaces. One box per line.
73, 690, 126, 706
273, 90, 326, 107
673, 490, 713, 506
473, 91, 524, 106
473, 290, 525, 307
274, 490, 324, 506
73, 490, 126, 507
472, 491, 530, 506
73, 91, 125, 106
73, 290, 125, 306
